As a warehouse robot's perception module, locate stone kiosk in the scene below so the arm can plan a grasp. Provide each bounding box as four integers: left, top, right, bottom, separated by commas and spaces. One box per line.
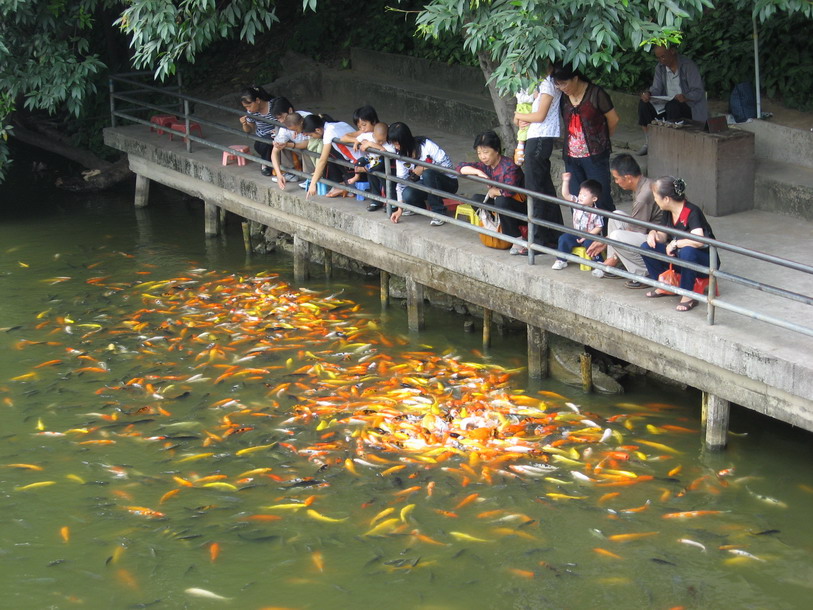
648, 123, 755, 216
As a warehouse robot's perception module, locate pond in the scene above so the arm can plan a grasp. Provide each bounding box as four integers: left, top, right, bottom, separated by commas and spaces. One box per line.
0, 181, 811, 609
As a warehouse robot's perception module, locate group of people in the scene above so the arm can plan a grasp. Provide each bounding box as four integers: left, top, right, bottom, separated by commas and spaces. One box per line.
239, 45, 714, 313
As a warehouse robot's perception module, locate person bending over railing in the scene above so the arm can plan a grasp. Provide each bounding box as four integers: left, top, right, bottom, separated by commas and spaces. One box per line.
387, 122, 458, 227
457, 130, 526, 254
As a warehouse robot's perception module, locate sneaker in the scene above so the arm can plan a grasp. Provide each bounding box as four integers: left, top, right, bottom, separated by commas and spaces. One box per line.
367, 202, 383, 212
260, 165, 273, 177
551, 260, 568, 270
636, 144, 648, 156
625, 279, 647, 289
299, 180, 310, 190
272, 172, 298, 183
401, 209, 415, 217
591, 268, 605, 278
429, 218, 446, 227
509, 245, 528, 256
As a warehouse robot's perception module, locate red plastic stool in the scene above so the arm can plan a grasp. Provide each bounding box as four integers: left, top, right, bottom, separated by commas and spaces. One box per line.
150, 115, 177, 135
222, 145, 250, 166
169, 121, 203, 141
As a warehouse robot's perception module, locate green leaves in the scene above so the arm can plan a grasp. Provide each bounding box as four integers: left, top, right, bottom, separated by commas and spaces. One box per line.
117, 1, 279, 81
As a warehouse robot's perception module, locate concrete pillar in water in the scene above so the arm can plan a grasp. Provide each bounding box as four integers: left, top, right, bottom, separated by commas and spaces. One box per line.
241, 221, 251, 255
527, 324, 549, 379
580, 352, 593, 393
702, 392, 730, 450
293, 234, 310, 282
134, 174, 150, 208
204, 201, 221, 237
483, 308, 492, 350
380, 271, 390, 308
406, 277, 424, 332
323, 248, 333, 279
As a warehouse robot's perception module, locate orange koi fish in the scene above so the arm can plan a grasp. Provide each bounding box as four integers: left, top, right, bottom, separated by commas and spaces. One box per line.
662, 510, 725, 519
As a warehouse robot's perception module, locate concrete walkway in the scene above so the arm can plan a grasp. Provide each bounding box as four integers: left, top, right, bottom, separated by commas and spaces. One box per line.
104, 57, 813, 443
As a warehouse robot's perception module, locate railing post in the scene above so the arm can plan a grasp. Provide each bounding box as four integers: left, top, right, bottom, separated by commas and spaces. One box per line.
109, 78, 116, 128
183, 98, 191, 154
526, 195, 536, 265
707, 246, 718, 326
384, 157, 393, 217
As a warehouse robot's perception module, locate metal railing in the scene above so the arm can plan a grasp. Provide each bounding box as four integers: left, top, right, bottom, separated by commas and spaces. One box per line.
109, 73, 813, 339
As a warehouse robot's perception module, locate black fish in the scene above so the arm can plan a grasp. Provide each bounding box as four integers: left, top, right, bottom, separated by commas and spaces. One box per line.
651, 558, 677, 566
752, 529, 780, 536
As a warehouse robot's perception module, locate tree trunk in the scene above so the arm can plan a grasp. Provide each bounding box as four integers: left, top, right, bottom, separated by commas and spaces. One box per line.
477, 51, 517, 154
11, 118, 132, 191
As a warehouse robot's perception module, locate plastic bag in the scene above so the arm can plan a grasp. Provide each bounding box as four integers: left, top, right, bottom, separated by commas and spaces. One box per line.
656, 264, 681, 296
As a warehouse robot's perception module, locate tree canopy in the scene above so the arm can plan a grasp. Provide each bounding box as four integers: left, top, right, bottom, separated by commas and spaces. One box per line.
2, 0, 812, 184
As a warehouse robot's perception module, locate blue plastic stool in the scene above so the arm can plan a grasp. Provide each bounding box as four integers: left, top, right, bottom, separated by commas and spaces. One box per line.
355, 182, 370, 200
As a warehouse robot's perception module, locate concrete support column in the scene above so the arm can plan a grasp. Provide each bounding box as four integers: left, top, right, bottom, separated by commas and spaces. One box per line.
380, 270, 390, 309
241, 221, 251, 255
323, 248, 333, 279
293, 234, 310, 283
482, 308, 492, 350
702, 392, 730, 450
204, 201, 221, 237
405, 277, 424, 332
580, 352, 593, 393
134, 174, 150, 208
527, 324, 549, 379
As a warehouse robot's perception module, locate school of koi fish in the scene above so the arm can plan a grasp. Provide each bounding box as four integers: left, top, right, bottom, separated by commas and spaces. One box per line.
2, 256, 808, 608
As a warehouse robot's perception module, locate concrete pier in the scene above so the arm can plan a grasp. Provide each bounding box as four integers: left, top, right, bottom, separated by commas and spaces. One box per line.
293, 234, 310, 283
204, 201, 221, 237
104, 114, 813, 438
702, 392, 731, 450
406, 277, 425, 332
134, 174, 150, 208
527, 325, 549, 380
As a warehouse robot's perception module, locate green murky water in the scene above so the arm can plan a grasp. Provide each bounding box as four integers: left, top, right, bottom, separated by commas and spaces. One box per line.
1, 182, 812, 610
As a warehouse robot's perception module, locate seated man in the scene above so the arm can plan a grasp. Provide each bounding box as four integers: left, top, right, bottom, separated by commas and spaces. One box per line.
586, 154, 661, 285
637, 45, 708, 155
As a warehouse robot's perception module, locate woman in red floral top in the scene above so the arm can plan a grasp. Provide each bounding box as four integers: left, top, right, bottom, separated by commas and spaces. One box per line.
552, 64, 620, 218
457, 131, 526, 253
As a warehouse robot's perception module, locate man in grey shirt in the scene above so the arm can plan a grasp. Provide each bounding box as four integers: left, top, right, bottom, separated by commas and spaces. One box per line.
637, 45, 708, 155
586, 154, 661, 285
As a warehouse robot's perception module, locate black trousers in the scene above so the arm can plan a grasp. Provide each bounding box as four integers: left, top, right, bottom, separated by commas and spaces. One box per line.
525, 137, 563, 247
638, 99, 693, 126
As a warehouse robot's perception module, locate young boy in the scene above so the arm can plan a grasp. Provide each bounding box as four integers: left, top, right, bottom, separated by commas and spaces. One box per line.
357, 122, 395, 211
551, 174, 604, 270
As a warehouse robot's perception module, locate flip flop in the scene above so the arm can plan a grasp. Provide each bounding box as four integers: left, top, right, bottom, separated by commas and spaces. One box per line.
645, 289, 677, 298
676, 299, 698, 312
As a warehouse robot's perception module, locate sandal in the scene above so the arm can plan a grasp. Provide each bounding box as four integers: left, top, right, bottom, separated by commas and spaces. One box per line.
676, 299, 698, 312
645, 289, 677, 298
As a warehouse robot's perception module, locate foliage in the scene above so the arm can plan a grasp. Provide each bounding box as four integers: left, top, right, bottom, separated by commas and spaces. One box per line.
116, 0, 280, 82
592, 1, 813, 111
411, 0, 714, 95
0, 0, 112, 181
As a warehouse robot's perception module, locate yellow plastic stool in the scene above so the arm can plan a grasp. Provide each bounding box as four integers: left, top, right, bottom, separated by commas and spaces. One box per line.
454, 204, 479, 225
571, 247, 592, 271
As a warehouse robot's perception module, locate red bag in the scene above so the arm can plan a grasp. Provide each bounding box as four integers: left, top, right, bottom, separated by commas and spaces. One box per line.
656, 264, 681, 296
